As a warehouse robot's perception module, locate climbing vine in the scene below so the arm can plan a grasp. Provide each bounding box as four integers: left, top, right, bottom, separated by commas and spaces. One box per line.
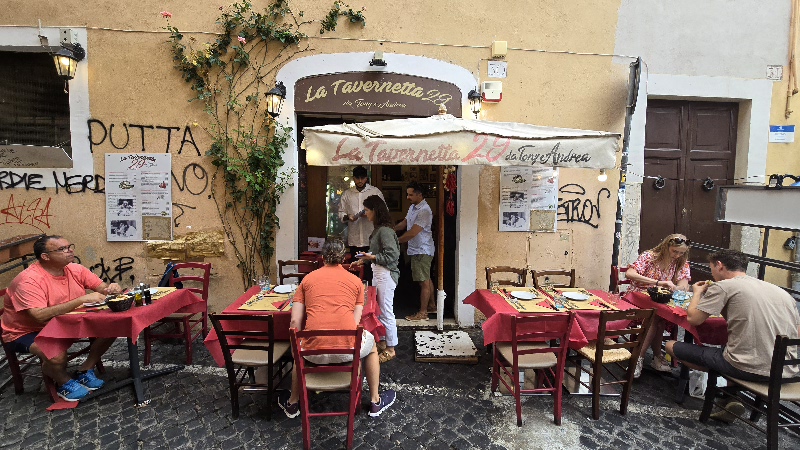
162, 1, 366, 288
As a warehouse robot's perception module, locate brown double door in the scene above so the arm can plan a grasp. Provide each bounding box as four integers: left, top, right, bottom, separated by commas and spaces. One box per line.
641, 100, 738, 276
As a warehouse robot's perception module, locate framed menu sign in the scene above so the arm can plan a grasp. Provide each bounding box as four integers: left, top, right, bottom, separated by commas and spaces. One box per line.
105, 154, 173, 241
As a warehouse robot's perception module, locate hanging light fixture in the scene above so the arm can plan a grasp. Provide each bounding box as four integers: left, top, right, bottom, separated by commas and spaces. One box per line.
52, 43, 85, 81
265, 81, 287, 119
468, 89, 482, 119
597, 169, 608, 182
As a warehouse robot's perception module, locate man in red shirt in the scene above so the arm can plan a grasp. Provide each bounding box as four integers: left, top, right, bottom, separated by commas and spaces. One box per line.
278, 239, 396, 418
1, 235, 122, 401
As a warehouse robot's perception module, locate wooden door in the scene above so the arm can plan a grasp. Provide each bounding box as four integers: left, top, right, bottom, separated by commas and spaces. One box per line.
641, 100, 738, 275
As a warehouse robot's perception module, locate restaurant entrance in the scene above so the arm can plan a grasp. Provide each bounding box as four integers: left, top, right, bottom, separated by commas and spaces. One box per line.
296, 115, 457, 319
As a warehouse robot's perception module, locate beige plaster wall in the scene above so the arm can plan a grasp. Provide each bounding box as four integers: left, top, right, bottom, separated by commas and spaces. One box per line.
1, 0, 627, 312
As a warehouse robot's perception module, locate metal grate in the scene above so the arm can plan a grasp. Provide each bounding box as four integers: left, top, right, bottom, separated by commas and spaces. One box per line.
0, 51, 72, 157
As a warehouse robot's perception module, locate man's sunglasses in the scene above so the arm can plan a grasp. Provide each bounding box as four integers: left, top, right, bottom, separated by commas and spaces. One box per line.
46, 244, 76, 253
669, 238, 687, 245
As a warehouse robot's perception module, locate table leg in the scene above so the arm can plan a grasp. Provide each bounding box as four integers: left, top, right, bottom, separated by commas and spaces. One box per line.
675, 332, 693, 404
127, 337, 146, 406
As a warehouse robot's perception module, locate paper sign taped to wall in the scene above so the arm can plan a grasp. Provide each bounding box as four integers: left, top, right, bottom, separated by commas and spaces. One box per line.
143, 217, 173, 240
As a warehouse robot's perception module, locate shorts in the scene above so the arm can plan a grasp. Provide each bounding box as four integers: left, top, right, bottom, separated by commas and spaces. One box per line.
304, 330, 376, 365
8, 332, 38, 354
410, 254, 434, 282
672, 342, 770, 382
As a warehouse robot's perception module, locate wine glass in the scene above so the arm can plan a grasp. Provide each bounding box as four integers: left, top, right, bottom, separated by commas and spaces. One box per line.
254, 275, 269, 292
608, 292, 621, 307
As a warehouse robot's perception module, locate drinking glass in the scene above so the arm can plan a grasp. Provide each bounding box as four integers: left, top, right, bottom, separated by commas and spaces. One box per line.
490, 281, 500, 294
254, 275, 270, 292
608, 293, 621, 307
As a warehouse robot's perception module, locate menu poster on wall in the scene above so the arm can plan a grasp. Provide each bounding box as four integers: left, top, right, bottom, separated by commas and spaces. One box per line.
499, 167, 533, 232
105, 154, 173, 241
528, 167, 559, 211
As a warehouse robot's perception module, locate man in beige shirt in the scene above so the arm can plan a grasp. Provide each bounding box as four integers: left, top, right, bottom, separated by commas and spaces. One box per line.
666, 249, 800, 421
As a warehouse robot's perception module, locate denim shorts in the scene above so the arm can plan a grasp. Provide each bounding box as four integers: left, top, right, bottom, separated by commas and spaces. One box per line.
8, 332, 38, 354
672, 342, 770, 382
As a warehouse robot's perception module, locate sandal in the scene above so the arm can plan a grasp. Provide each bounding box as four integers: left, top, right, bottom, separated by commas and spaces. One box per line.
405, 311, 430, 321
379, 350, 396, 364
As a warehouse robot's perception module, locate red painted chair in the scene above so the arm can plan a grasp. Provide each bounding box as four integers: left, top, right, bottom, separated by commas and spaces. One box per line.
144, 262, 211, 366
491, 312, 574, 426
610, 265, 631, 293
290, 326, 364, 450
278, 259, 319, 285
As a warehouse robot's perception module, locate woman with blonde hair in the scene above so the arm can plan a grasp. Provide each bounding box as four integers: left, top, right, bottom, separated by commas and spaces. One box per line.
626, 234, 691, 378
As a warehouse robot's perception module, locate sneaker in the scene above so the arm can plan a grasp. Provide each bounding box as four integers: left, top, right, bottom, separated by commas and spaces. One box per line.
633, 357, 644, 379
650, 356, 673, 372
76, 369, 105, 390
57, 379, 90, 402
710, 401, 746, 424
277, 390, 299, 419
368, 389, 396, 417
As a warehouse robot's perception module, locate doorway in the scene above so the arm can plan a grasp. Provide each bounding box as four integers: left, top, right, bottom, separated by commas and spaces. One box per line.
296, 115, 457, 319
641, 100, 738, 278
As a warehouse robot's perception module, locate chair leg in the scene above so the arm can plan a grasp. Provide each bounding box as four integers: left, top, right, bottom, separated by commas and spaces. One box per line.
591, 361, 602, 420
620, 361, 634, 416
143, 327, 152, 366
766, 393, 780, 450
553, 370, 563, 425
515, 374, 523, 427
699, 373, 718, 422
183, 318, 193, 365
266, 361, 274, 422
490, 350, 500, 393
7, 353, 25, 395
750, 396, 764, 422
229, 377, 240, 419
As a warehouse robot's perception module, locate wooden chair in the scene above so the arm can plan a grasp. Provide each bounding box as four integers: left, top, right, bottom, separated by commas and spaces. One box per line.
568, 308, 656, 420
144, 262, 211, 366
341, 263, 365, 280
278, 259, 320, 285
491, 313, 574, 426
700, 335, 800, 450
610, 265, 631, 293
290, 326, 364, 450
485, 266, 528, 288
1, 289, 103, 400
210, 314, 292, 420
532, 269, 576, 289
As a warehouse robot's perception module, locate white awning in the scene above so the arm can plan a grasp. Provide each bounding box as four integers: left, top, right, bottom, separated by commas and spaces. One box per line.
301, 114, 620, 169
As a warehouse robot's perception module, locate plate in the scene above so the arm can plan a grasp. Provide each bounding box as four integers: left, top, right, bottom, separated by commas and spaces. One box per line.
273, 284, 294, 294
561, 292, 590, 301
672, 291, 690, 301
84, 301, 107, 307
510, 291, 537, 300
148, 288, 160, 295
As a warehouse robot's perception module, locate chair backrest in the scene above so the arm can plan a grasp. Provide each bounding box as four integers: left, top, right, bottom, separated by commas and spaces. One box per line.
594, 308, 656, 363
510, 312, 573, 364
169, 262, 211, 301
290, 326, 363, 392
210, 314, 276, 367
341, 263, 364, 280
278, 259, 320, 285
485, 266, 527, 288
767, 335, 800, 392
610, 265, 631, 293
532, 269, 576, 289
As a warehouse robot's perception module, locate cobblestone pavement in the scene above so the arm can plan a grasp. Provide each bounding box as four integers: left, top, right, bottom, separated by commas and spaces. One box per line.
1, 329, 799, 449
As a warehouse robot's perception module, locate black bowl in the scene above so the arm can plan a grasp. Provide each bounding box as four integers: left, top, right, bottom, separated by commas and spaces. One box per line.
107, 295, 134, 312
646, 287, 672, 304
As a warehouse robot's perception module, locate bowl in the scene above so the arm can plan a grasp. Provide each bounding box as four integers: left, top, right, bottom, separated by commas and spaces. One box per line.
646, 287, 672, 304
107, 295, 134, 312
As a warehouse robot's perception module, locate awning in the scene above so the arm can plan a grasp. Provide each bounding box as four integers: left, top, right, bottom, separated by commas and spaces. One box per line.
301, 114, 620, 169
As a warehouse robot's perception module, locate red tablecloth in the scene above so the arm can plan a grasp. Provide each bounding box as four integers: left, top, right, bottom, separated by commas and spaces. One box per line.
465, 289, 638, 350
204, 286, 386, 367
35, 289, 205, 360
623, 291, 728, 346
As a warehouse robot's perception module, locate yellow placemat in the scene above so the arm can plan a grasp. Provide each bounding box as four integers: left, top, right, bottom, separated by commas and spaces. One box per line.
151, 287, 177, 300
499, 292, 557, 313
541, 288, 607, 311
238, 293, 290, 311
500, 286, 539, 293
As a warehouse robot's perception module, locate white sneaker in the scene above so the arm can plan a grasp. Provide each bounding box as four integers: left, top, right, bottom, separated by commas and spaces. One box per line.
651, 355, 672, 372
633, 357, 643, 379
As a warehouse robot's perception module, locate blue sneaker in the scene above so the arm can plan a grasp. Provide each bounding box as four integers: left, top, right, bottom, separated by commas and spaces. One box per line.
368, 389, 396, 417
57, 379, 90, 402
76, 369, 105, 391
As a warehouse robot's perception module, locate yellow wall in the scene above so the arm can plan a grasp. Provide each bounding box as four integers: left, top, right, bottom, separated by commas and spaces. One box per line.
1, 0, 628, 312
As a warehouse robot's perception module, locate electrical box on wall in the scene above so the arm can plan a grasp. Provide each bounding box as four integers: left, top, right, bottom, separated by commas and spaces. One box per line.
60, 28, 79, 46
491, 41, 508, 59
481, 81, 502, 102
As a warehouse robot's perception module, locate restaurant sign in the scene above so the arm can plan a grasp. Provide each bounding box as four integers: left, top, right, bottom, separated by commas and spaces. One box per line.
294, 73, 462, 117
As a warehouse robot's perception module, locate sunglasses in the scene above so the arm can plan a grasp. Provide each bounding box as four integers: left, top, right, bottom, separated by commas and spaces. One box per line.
669, 238, 687, 245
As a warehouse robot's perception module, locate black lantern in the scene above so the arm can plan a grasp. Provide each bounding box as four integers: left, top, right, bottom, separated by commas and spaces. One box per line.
468, 89, 482, 119
53, 44, 85, 81
265, 81, 287, 119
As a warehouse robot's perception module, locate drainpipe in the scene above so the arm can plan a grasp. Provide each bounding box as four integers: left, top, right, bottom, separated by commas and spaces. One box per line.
793, 232, 800, 300
610, 57, 642, 291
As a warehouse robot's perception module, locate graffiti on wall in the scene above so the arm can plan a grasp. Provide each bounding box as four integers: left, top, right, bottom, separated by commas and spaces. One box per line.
172, 203, 197, 227
87, 256, 136, 285
88, 119, 201, 156
0, 195, 53, 231
557, 184, 611, 229
0, 171, 105, 194
172, 163, 209, 197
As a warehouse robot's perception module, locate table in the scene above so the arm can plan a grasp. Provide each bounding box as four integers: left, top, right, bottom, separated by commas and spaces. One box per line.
464, 289, 638, 350
204, 286, 386, 368
34, 289, 205, 406
624, 291, 728, 403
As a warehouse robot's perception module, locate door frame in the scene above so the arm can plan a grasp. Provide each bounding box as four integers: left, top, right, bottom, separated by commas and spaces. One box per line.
622, 73, 773, 266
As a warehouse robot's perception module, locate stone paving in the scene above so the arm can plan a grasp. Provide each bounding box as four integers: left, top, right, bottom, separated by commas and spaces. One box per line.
1, 329, 799, 449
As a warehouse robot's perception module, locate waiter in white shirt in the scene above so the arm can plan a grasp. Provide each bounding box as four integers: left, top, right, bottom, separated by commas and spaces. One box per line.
338, 166, 384, 281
